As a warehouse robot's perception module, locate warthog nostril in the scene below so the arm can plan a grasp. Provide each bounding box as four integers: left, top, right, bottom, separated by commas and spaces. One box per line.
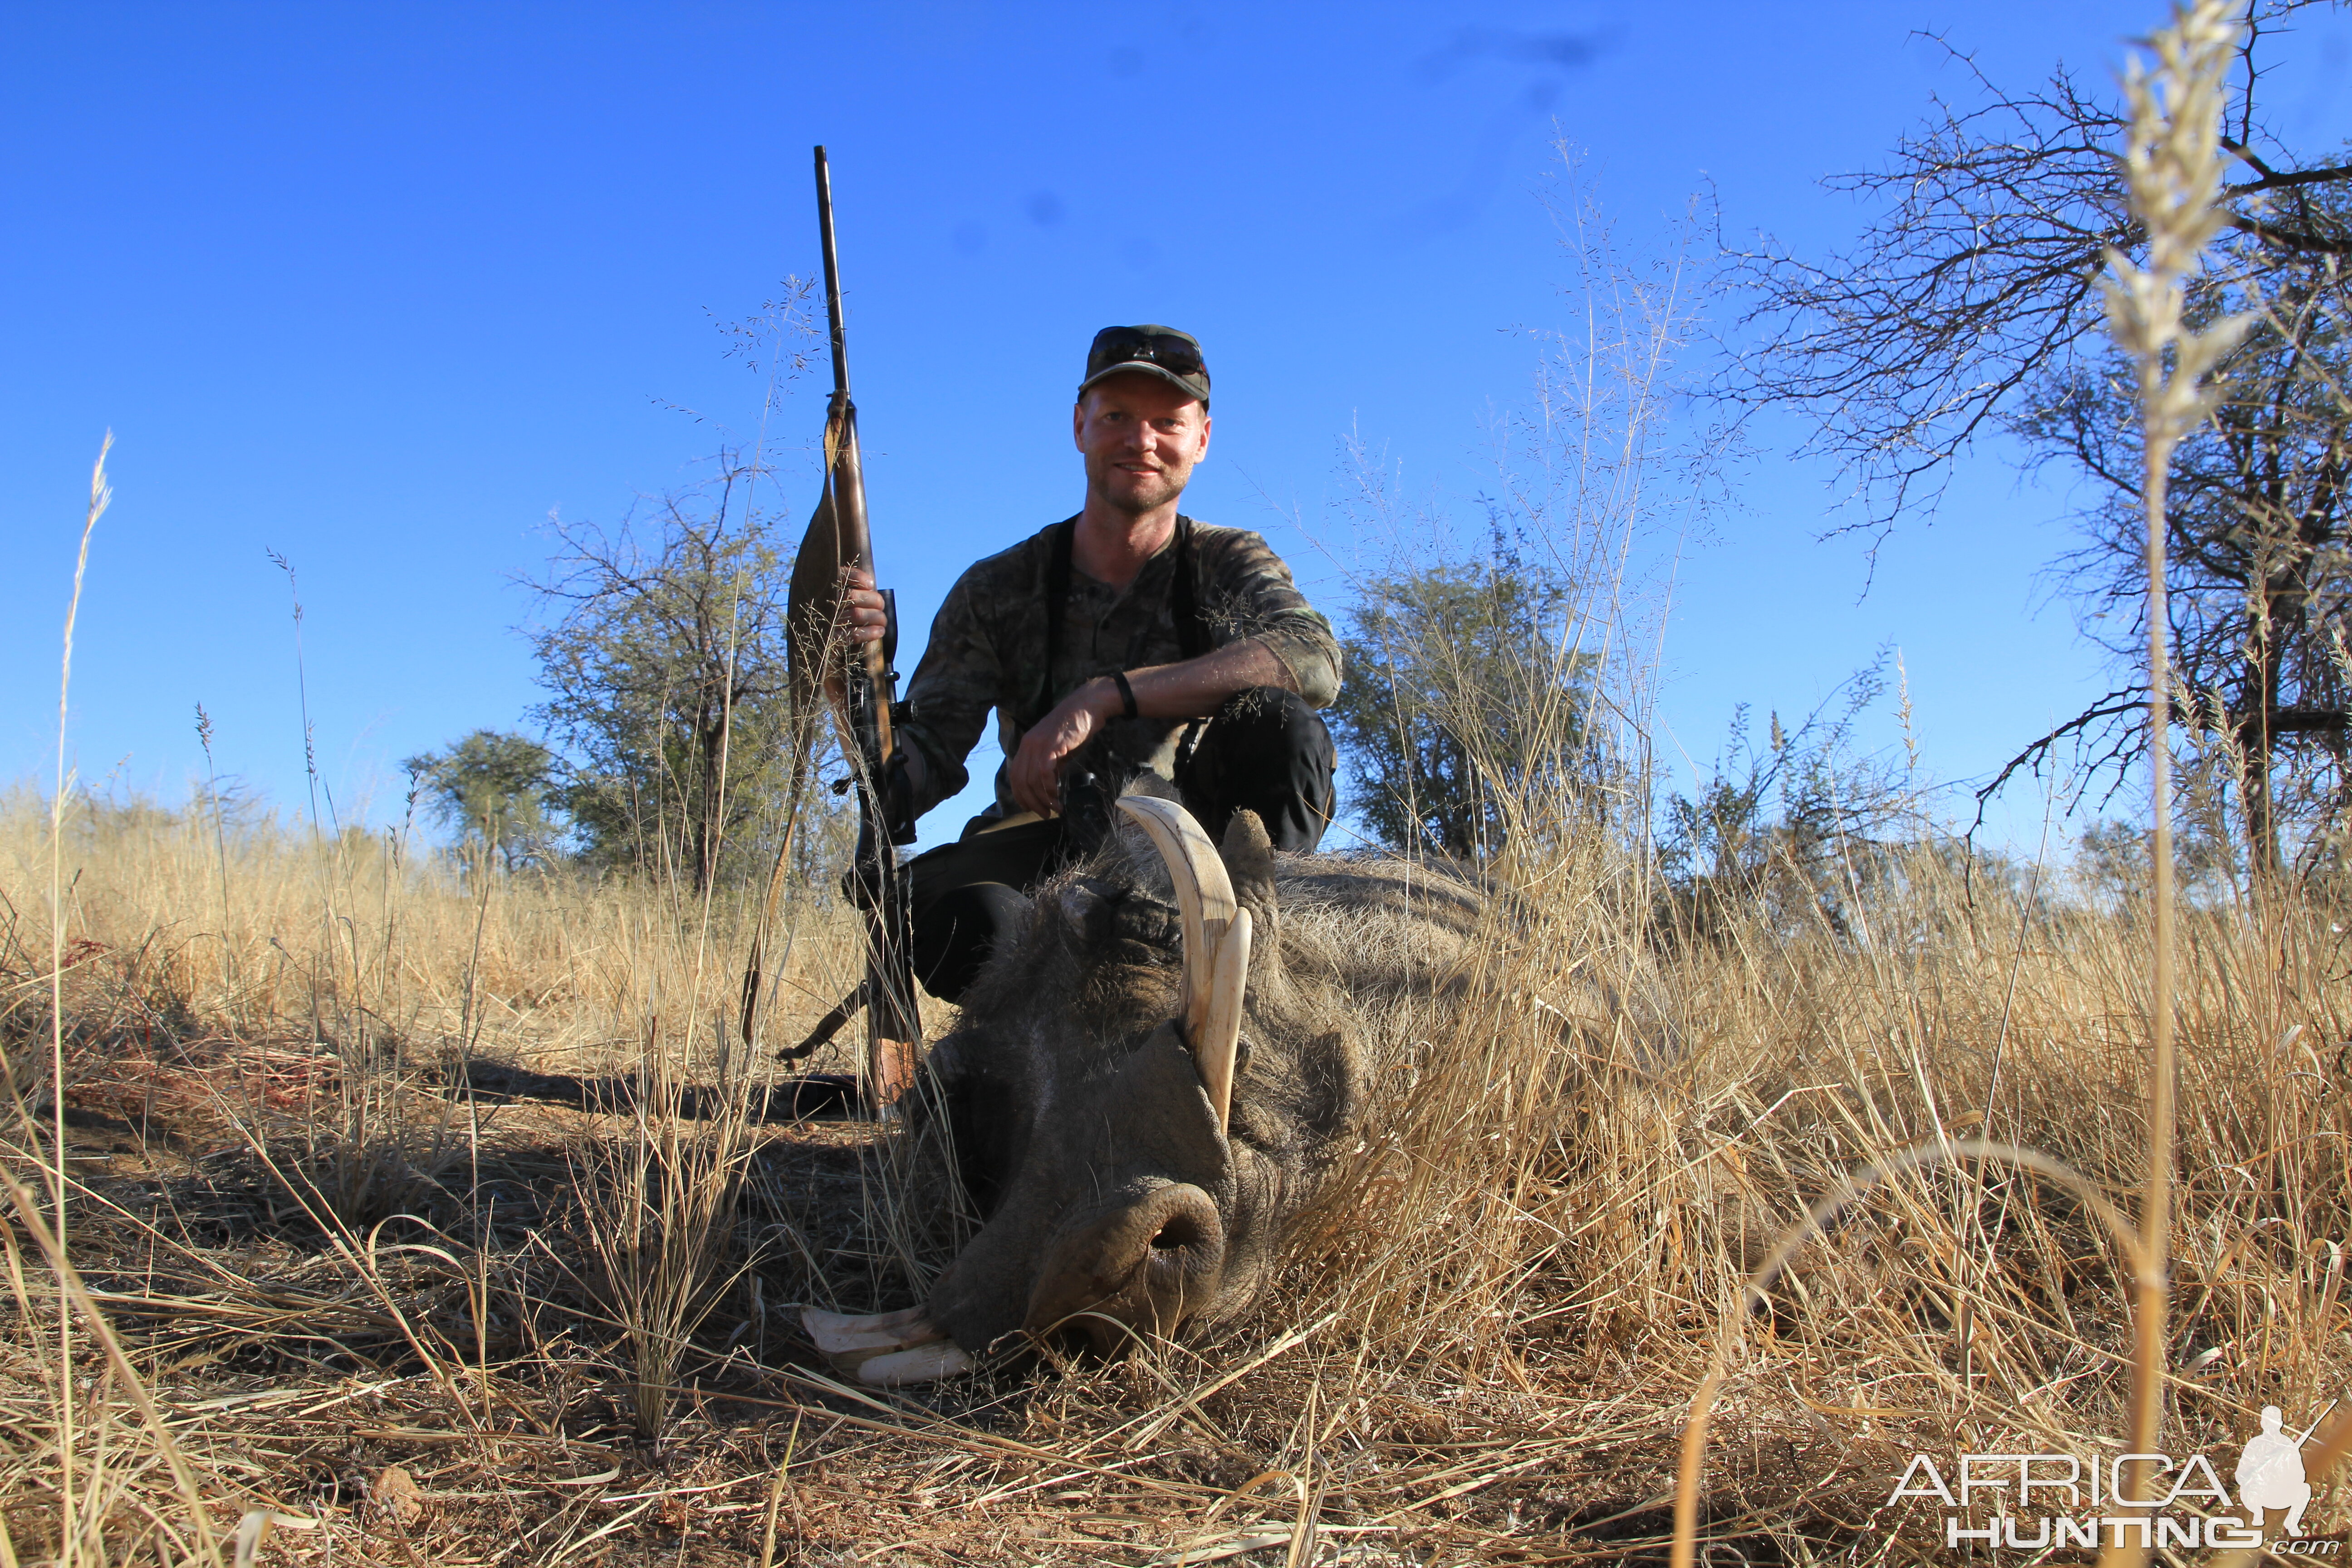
1151, 1212, 1206, 1252
1024, 1182, 1227, 1348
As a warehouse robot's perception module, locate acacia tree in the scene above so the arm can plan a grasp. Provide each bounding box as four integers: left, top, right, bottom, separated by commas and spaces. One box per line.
525, 451, 799, 892
402, 729, 564, 870
1724, 2, 2352, 875
1329, 559, 1593, 859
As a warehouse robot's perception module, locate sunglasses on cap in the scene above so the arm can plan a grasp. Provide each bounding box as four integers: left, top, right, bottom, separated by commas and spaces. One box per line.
1088, 328, 1205, 378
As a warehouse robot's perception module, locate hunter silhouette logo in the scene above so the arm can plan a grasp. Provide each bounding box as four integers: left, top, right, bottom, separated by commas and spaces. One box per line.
2237, 1403, 2328, 1537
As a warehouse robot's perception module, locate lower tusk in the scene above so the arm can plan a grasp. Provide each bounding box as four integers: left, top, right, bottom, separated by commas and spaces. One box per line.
802, 1306, 943, 1357
804, 1304, 929, 1334
858, 1341, 975, 1386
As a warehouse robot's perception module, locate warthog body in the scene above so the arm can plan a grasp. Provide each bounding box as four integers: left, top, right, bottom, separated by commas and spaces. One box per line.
806, 785, 1480, 1383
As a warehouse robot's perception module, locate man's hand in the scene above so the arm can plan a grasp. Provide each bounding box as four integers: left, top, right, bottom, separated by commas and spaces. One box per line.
1009, 679, 1117, 817
1006, 642, 1296, 817
839, 568, 889, 647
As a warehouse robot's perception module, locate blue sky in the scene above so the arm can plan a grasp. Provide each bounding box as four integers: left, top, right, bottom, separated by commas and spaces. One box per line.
5, 1, 2347, 854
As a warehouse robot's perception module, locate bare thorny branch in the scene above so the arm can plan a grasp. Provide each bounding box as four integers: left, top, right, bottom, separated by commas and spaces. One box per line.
1727, 2, 2352, 873
1724, 8, 2347, 536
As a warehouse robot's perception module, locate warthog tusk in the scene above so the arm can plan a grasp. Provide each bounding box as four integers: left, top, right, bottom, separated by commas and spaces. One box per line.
1116, 796, 1247, 1134
1197, 906, 1250, 1134
857, 1341, 975, 1386
802, 1304, 928, 1335
800, 1305, 942, 1358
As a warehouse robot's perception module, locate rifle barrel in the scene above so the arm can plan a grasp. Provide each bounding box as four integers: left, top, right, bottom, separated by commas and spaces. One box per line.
814, 145, 851, 398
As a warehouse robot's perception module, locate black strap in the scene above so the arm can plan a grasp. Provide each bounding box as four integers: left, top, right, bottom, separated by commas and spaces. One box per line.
1169, 519, 1208, 661
1042, 515, 1078, 709
1036, 516, 1207, 726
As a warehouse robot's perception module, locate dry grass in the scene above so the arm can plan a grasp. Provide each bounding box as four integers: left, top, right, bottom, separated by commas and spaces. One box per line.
2, 750, 2348, 1565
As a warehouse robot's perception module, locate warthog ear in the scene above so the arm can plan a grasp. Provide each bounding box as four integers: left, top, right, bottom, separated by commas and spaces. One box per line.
1116, 797, 1251, 1135
1217, 810, 1279, 944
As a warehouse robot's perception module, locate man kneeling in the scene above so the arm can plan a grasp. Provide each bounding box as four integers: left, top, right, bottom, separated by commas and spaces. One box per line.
837, 325, 1338, 1001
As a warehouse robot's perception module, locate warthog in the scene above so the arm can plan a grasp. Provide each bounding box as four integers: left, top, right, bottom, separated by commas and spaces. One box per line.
805, 787, 1480, 1384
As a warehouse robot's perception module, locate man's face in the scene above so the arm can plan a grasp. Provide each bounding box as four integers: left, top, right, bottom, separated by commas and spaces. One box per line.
1073, 373, 1211, 517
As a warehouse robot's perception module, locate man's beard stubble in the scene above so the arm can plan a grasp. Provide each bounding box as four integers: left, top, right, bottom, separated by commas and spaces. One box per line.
1089, 454, 1189, 517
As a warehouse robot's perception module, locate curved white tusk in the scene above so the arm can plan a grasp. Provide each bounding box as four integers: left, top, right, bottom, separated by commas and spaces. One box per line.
858, 1341, 975, 1386
802, 1305, 942, 1357
1196, 906, 1250, 1134
803, 1304, 930, 1334
1115, 797, 1240, 1059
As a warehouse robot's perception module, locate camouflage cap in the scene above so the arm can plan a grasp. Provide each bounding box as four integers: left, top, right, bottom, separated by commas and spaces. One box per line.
1078, 325, 1211, 408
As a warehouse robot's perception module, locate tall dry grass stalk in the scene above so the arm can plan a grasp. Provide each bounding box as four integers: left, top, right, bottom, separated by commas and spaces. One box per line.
43, 432, 109, 1562
2100, 0, 2248, 1544
9, 437, 241, 1567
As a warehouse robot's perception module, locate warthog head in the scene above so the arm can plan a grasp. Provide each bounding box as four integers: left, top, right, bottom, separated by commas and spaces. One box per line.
807, 788, 1437, 1385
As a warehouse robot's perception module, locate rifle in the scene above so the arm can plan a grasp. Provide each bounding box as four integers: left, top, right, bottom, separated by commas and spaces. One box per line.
740, 144, 921, 1109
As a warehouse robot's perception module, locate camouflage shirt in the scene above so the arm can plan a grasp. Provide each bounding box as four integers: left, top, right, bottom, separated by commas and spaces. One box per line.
897, 517, 1340, 823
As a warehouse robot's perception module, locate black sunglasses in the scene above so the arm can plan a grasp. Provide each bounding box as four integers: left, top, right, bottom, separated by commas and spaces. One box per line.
1090, 329, 1205, 378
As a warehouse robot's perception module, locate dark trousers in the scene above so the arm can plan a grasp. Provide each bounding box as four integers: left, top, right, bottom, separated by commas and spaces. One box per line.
908, 686, 1334, 1003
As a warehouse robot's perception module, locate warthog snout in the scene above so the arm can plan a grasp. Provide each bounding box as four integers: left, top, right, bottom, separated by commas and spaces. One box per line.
1026, 1181, 1227, 1351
